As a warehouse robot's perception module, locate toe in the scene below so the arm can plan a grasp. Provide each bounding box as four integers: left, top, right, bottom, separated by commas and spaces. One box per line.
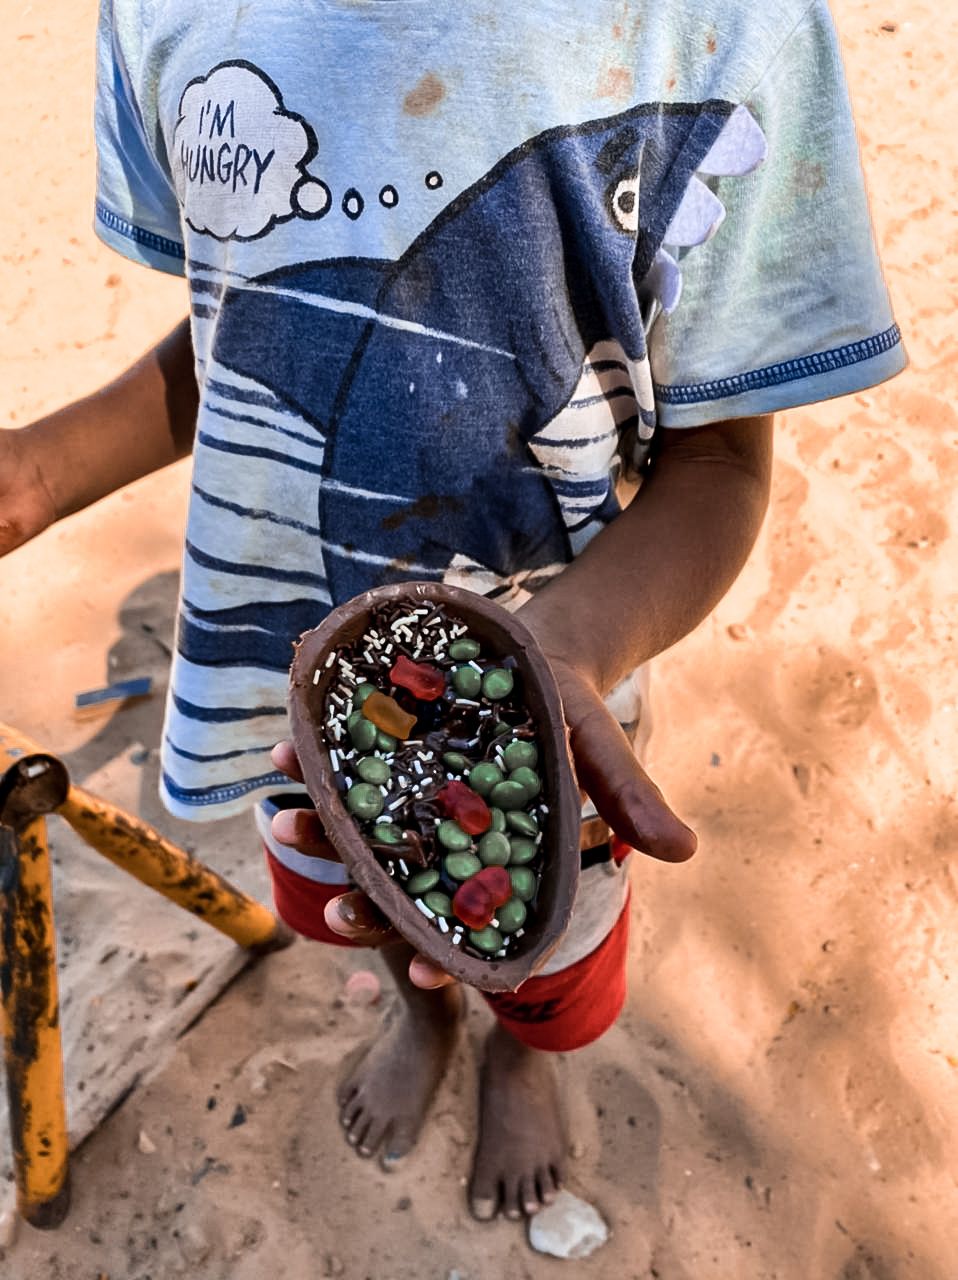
357, 1115, 389, 1159
340, 1094, 363, 1130
519, 1174, 540, 1217
502, 1177, 523, 1221
381, 1121, 417, 1171
336, 1078, 357, 1109
347, 1114, 371, 1149
469, 1168, 501, 1221
536, 1166, 557, 1205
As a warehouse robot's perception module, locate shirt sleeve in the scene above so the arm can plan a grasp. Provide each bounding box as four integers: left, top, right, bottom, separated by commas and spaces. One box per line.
648, 0, 905, 427
93, 0, 186, 276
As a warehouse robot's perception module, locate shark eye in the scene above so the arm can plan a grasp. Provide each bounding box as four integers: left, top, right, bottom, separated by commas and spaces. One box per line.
610, 176, 640, 233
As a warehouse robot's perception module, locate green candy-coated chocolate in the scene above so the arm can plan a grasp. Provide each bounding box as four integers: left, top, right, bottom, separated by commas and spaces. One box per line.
509, 867, 536, 901
406, 869, 440, 894
372, 822, 403, 845
469, 925, 504, 953
444, 852, 483, 881
352, 681, 377, 709
448, 638, 481, 661
509, 766, 541, 799
423, 890, 454, 917
481, 668, 514, 701
375, 730, 398, 752
452, 665, 482, 698
357, 756, 391, 785
494, 721, 513, 737
496, 897, 527, 934
478, 831, 512, 866
437, 820, 472, 851
348, 717, 378, 751
505, 810, 538, 837
490, 807, 507, 833
346, 782, 383, 820
502, 739, 538, 770
442, 751, 470, 773
488, 780, 527, 810
508, 837, 537, 865
468, 762, 503, 796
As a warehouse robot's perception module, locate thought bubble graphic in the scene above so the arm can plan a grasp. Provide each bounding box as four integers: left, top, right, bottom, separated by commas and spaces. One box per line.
173, 61, 331, 240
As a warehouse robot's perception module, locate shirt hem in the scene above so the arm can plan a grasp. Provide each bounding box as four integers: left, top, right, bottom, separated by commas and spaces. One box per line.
655, 328, 906, 427
94, 200, 187, 277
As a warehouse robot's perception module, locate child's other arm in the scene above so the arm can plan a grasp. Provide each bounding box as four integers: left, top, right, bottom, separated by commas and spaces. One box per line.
0, 317, 197, 557
515, 414, 773, 858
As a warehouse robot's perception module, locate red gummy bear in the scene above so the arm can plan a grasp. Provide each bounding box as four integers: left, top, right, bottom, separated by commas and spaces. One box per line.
390, 654, 446, 702
452, 866, 513, 931
437, 780, 492, 836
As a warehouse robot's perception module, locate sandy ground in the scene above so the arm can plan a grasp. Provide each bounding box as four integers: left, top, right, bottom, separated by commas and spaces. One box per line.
1, 0, 956, 1276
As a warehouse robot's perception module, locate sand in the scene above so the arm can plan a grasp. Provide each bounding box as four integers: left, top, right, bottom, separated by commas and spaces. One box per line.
1, 0, 956, 1276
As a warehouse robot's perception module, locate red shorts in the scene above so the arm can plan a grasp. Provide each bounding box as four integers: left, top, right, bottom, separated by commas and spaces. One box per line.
264, 841, 631, 1052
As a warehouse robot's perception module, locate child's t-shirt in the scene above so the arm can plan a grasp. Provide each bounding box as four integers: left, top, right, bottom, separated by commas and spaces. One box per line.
94, 0, 904, 821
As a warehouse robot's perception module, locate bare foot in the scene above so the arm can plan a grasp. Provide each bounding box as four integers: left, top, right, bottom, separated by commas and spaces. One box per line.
336, 945, 460, 1169
469, 1023, 566, 1220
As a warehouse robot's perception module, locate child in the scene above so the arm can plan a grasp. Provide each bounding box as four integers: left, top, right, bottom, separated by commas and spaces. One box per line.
1, 0, 903, 1223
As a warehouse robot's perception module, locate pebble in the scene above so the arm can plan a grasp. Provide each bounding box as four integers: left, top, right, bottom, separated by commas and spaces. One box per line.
528, 1190, 609, 1259
0, 1208, 19, 1249
481, 668, 514, 700
344, 969, 382, 1005
180, 1222, 212, 1266
138, 1129, 157, 1155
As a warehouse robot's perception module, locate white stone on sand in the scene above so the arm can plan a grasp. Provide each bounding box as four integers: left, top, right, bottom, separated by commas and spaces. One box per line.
528, 1190, 609, 1259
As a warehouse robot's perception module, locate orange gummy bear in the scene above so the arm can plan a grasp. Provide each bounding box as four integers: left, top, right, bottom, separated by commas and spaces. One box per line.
362, 691, 417, 740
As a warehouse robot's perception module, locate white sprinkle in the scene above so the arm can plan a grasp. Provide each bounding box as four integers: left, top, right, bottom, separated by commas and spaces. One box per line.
455, 699, 480, 707
380, 653, 392, 664
406, 739, 424, 747
313, 670, 322, 685
495, 948, 507, 958
451, 933, 463, 946
478, 709, 493, 717
380, 786, 390, 797
387, 864, 395, 876
363, 649, 375, 664
329, 692, 346, 708
397, 775, 409, 788
539, 804, 550, 814
329, 750, 340, 771
399, 859, 409, 877
414, 607, 430, 616
446, 773, 456, 782
422, 752, 434, 762
324, 652, 336, 669
515, 928, 525, 938
388, 797, 406, 811
468, 660, 483, 673
439, 629, 449, 643
413, 761, 425, 776
331, 723, 343, 741
438, 917, 450, 933
415, 899, 435, 920
434, 817, 442, 827
370, 636, 384, 649
414, 791, 424, 800
344, 777, 353, 789
491, 917, 499, 928
413, 645, 424, 658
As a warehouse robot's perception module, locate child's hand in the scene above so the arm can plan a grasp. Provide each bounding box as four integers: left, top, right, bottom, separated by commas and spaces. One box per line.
0, 429, 57, 557
269, 741, 456, 989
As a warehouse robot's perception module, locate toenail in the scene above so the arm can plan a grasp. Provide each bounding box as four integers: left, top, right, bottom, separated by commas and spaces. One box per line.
471, 1198, 497, 1221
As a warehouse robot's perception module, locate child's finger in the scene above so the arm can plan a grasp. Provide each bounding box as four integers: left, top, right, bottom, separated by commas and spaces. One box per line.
408, 953, 457, 989
271, 739, 305, 783
562, 678, 697, 863
270, 807, 342, 861
324, 890, 398, 945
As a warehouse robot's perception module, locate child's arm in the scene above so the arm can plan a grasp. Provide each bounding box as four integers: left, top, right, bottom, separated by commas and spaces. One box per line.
0, 318, 196, 557
515, 413, 772, 858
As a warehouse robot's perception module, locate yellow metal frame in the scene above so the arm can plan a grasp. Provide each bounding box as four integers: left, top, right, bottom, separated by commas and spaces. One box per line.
0, 721, 293, 1228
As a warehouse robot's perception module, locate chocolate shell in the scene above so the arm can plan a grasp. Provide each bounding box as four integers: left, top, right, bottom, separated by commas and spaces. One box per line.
288, 582, 581, 992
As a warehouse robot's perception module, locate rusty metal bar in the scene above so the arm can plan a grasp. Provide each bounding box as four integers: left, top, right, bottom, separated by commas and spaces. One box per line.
56, 785, 292, 953
0, 819, 71, 1227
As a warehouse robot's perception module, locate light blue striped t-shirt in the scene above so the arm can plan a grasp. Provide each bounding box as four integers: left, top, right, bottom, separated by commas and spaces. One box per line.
93, 0, 904, 821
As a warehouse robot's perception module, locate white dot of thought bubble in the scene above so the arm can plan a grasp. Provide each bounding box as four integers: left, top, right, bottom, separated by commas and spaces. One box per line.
172, 61, 330, 241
